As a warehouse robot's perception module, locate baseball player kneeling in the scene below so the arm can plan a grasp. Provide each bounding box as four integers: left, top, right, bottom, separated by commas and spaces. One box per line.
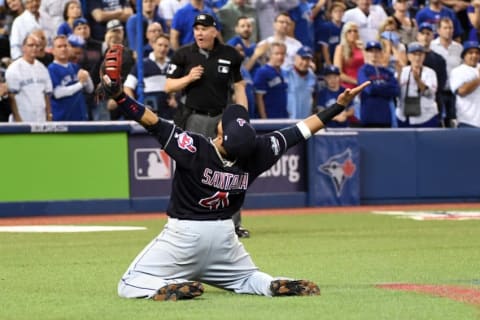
101, 44, 370, 301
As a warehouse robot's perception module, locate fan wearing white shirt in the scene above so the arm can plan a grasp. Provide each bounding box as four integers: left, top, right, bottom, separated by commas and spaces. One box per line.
342, 0, 387, 43
449, 41, 480, 128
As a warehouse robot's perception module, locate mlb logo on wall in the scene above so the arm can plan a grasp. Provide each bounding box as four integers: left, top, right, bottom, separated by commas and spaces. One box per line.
134, 148, 172, 180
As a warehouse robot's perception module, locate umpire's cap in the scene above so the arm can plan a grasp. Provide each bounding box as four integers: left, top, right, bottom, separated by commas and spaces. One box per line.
222, 104, 256, 159
193, 13, 217, 28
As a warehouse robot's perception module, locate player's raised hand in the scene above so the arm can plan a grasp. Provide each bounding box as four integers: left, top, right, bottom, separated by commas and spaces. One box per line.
99, 44, 124, 99
337, 81, 370, 107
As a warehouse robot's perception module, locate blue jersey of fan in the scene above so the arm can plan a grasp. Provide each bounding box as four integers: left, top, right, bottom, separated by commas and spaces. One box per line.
48, 62, 89, 121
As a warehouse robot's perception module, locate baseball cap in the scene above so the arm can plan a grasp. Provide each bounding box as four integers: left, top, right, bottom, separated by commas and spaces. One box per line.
193, 13, 216, 28
222, 104, 256, 159
461, 41, 480, 58
106, 19, 123, 31
418, 22, 433, 32
365, 41, 382, 51
296, 46, 313, 59
73, 17, 88, 29
323, 65, 340, 76
67, 34, 85, 48
407, 42, 424, 54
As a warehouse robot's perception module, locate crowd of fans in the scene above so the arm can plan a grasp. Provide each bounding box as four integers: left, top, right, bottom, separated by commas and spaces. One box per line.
1, 0, 480, 128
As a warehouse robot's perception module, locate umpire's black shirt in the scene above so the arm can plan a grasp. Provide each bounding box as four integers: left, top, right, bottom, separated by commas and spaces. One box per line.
166, 39, 244, 115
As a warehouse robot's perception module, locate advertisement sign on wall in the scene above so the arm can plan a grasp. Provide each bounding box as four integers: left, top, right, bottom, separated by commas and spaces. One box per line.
311, 133, 360, 206
129, 134, 306, 198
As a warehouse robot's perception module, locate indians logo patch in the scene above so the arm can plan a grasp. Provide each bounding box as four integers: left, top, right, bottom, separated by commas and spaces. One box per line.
319, 148, 356, 197
236, 118, 246, 126
176, 132, 197, 153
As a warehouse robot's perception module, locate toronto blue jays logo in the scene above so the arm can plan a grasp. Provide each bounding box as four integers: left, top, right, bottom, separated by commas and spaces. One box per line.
319, 148, 356, 197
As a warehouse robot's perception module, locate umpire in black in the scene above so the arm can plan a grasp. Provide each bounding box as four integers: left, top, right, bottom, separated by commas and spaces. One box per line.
165, 13, 250, 237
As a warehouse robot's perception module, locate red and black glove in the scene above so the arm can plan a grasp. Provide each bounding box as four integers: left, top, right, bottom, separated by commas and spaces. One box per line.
100, 44, 124, 99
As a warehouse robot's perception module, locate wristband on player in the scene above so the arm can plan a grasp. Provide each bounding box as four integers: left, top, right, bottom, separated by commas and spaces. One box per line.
316, 103, 346, 124
115, 93, 146, 122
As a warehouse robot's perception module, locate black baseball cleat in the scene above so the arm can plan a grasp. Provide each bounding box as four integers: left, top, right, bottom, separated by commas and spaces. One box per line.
270, 279, 320, 297
235, 226, 250, 238
153, 281, 204, 301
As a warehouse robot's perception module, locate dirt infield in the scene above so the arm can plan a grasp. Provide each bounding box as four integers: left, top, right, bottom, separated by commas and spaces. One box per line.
1, 202, 479, 226
377, 283, 480, 306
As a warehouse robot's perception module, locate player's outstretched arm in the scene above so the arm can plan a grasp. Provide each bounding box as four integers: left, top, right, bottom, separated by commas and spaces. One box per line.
101, 74, 159, 126
100, 44, 159, 127
298, 81, 370, 137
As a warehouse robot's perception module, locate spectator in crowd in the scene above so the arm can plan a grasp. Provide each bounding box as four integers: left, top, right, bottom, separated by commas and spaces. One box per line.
165, 13, 249, 238
85, 0, 133, 42
288, 0, 315, 48
253, 41, 288, 119
6, 33, 52, 122
416, 22, 447, 123
124, 33, 177, 120
285, 46, 316, 119
66, 33, 84, 63
0, 61, 11, 122
227, 16, 260, 76
217, 0, 257, 43
449, 41, 480, 128
250, 0, 299, 40
72, 17, 102, 119
170, 0, 221, 50
391, 0, 417, 45
40, 0, 69, 33
94, 19, 135, 120
435, 0, 469, 38
125, 0, 166, 53
316, 1, 346, 66
316, 64, 354, 128
1, 0, 24, 58
467, 0, 480, 41
415, 0, 463, 41
4, 0, 25, 34
235, 39, 270, 119
258, 12, 302, 69
430, 17, 462, 128
378, 16, 407, 75
396, 42, 440, 127
72, 17, 102, 76
333, 22, 364, 90
56, 0, 83, 36
9, 0, 53, 60
342, 0, 387, 43
357, 40, 400, 127
48, 35, 93, 121
158, 0, 189, 31
31, 28, 52, 66
140, 22, 164, 58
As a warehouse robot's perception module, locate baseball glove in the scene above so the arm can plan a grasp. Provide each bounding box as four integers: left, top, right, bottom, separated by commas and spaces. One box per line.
99, 44, 124, 99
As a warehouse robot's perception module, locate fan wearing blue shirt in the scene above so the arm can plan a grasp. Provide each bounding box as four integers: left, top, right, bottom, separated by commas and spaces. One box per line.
316, 1, 345, 66
317, 65, 354, 127
253, 42, 289, 119
357, 41, 400, 127
170, 1, 222, 50
285, 46, 317, 119
415, 0, 464, 40
48, 35, 94, 121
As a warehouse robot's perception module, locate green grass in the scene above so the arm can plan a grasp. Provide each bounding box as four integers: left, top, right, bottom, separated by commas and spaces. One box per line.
1, 212, 480, 320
